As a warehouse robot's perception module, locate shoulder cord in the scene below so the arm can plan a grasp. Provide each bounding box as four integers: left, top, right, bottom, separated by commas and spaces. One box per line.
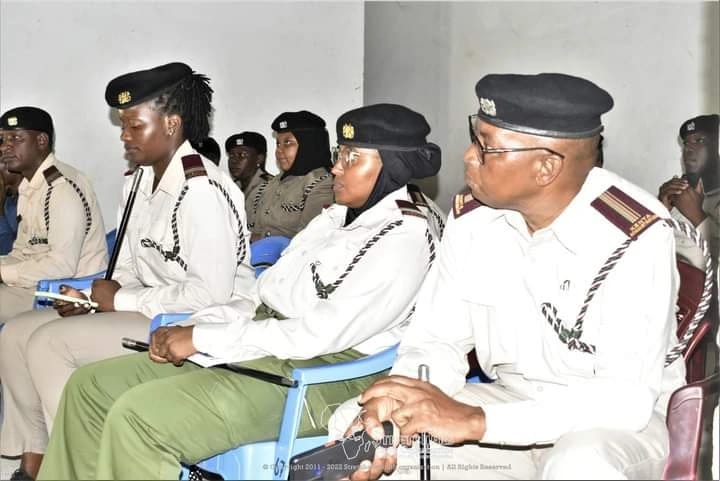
140, 179, 248, 271
43, 177, 92, 237
541, 218, 713, 365
280, 172, 331, 213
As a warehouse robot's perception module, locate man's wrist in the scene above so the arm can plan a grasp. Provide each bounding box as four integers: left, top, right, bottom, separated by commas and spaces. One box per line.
467, 406, 487, 441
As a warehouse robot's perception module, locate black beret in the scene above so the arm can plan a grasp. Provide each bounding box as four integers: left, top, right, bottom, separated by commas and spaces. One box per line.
105, 62, 193, 108
336, 103, 431, 150
225, 131, 267, 155
679, 114, 719, 139
191, 137, 221, 164
474, 73, 614, 138
0, 106, 54, 138
271, 110, 326, 132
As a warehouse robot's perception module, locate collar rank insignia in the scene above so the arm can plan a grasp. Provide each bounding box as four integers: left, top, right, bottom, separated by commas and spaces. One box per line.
480, 98, 496, 117
453, 187, 483, 218
118, 91, 132, 105
42, 165, 63, 185
181, 154, 207, 179
342, 123, 355, 139
591, 185, 659, 239
395, 199, 426, 220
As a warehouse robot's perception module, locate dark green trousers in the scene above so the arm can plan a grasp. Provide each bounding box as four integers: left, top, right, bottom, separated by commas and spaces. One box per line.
37, 349, 382, 480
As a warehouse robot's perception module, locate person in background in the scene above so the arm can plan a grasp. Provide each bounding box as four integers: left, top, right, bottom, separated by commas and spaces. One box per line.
225, 131, 274, 202
332, 73, 684, 480
0, 62, 254, 481
246, 111, 334, 241
0, 106, 107, 325
0, 156, 22, 254
191, 137, 221, 166
37, 103, 445, 481
658, 114, 719, 269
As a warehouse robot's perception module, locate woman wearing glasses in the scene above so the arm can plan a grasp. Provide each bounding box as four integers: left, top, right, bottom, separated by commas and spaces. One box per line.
246, 110, 334, 241
38, 103, 444, 480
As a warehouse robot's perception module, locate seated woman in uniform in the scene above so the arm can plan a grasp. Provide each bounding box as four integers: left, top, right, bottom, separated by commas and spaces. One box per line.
37, 103, 445, 480
246, 110, 334, 241
0, 62, 254, 480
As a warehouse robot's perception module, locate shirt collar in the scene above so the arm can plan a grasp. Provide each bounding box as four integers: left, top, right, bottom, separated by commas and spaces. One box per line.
138, 140, 195, 197
326, 185, 411, 230
19, 153, 56, 193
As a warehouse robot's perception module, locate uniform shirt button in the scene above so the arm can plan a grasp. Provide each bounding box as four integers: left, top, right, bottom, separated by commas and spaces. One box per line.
265, 209, 270, 215
265, 232, 271, 237
536, 386, 544, 393
275, 191, 281, 196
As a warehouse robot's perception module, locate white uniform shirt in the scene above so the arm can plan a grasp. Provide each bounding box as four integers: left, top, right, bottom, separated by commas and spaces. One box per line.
111, 141, 256, 318
391, 168, 686, 446
191, 186, 443, 362
0, 153, 107, 287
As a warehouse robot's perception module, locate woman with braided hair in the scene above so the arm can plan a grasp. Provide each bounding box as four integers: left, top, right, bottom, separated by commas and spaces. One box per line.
1, 62, 254, 480
38, 103, 445, 480
246, 110, 335, 241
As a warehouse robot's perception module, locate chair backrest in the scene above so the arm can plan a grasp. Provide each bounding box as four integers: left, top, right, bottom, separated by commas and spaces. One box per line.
250, 236, 291, 277
106, 229, 117, 254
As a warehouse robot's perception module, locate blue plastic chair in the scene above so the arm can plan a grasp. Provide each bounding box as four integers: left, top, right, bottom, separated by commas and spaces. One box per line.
32, 229, 117, 309
149, 312, 397, 480
250, 236, 291, 277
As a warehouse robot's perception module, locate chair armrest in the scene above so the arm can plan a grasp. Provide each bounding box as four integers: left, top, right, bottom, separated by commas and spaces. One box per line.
663, 372, 720, 481
148, 313, 192, 334
34, 271, 106, 309
291, 345, 398, 386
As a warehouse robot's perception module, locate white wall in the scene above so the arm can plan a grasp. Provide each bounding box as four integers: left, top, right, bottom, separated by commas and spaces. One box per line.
0, 0, 364, 224
365, 1, 720, 212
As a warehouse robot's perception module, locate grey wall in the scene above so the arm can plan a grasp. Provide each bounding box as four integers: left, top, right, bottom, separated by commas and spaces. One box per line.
365, 1, 720, 212
0, 1, 364, 223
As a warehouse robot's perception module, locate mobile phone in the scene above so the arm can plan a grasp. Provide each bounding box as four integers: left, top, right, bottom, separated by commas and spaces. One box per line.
288, 421, 393, 481
682, 172, 701, 188
121, 337, 149, 352
33, 291, 98, 309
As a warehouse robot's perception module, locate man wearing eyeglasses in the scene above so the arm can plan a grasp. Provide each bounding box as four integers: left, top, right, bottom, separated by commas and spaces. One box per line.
333, 73, 685, 480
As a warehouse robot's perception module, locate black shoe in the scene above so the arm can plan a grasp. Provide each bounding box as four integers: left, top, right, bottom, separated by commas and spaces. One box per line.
10, 469, 33, 481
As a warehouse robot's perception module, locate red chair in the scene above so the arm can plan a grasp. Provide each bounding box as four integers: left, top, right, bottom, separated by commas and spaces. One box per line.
662, 260, 719, 481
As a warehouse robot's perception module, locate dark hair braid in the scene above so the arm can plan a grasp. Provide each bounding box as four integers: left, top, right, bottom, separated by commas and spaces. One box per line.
153, 73, 214, 144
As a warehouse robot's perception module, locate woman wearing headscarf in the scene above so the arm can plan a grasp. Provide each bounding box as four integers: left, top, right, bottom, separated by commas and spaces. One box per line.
246, 110, 334, 241
38, 103, 445, 480
1, 62, 254, 480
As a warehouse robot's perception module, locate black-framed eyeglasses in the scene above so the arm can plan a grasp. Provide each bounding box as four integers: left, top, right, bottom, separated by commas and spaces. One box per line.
468, 114, 565, 165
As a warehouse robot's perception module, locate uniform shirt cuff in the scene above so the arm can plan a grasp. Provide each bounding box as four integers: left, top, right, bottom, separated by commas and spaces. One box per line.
480, 402, 522, 445
0, 263, 20, 285
113, 286, 141, 312
191, 322, 229, 356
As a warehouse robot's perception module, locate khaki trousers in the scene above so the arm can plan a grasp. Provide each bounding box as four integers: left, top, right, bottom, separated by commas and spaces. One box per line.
328, 381, 669, 480
0, 285, 34, 324
37, 350, 383, 480
0, 309, 149, 456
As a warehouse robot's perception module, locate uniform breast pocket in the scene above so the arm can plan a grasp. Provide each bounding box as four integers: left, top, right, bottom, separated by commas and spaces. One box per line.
460, 291, 518, 367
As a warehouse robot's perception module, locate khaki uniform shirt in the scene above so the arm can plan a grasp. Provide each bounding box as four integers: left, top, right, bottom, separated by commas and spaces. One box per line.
672, 187, 720, 269
240, 170, 274, 222
111, 141, 256, 319
0, 153, 107, 288
391, 167, 685, 446
246, 167, 334, 239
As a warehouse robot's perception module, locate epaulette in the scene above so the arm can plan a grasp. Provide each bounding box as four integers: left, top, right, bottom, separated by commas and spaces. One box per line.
407, 184, 428, 207
590, 185, 660, 239
182, 154, 207, 179
395, 199, 427, 219
42, 165, 63, 185
453, 187, 482, 218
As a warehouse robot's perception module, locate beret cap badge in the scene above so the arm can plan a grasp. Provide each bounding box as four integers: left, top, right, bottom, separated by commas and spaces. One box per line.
687, 121, 695, 132
117, 91, 132, 105
342, 123, 355, 140
480, 98, 496, 117
236, 138, 244, 145
7, 117, 18, 126
279, 121, 288, 129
